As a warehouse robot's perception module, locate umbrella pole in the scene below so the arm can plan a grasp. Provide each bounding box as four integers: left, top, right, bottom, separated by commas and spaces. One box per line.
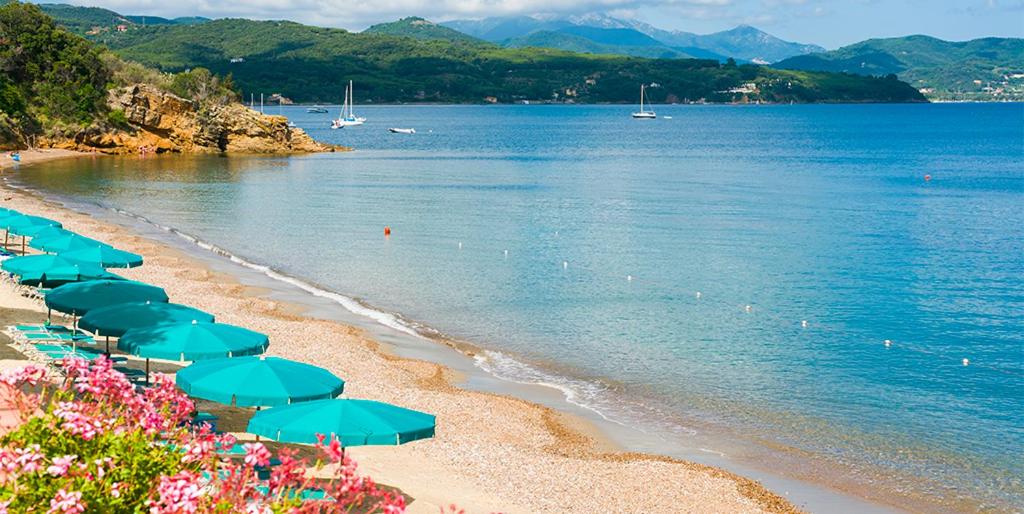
20, 236, 25, 255
254, 405, 261, 441
105, 336, 110, 355
145, 359, 150, 385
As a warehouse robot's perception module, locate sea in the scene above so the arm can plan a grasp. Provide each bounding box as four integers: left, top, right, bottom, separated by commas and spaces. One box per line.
11, 103, 1023, 512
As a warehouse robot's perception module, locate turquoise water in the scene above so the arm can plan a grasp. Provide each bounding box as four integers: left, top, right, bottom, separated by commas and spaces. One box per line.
14, 104, 1024, 510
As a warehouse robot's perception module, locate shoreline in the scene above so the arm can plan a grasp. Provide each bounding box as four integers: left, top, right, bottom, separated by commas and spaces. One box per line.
0, 149, 91, 171
0, 156, 804, 513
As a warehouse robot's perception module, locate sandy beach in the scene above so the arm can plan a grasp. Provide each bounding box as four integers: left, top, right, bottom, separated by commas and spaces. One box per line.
0, 157, 800, 514
0, 149, 89, 172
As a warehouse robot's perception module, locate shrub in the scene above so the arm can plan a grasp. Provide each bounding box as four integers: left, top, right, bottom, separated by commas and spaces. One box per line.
0, 358, 407, 513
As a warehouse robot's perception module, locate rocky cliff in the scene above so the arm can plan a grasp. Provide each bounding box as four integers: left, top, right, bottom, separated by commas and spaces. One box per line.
44, 84, 339, 154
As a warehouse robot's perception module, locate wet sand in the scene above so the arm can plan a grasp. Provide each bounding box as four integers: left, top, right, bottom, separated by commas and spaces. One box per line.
0, 164, 801, 513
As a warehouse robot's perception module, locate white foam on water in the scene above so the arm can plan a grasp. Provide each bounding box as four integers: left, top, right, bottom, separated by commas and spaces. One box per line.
105, 206, 423, 339
4, 181, 699, 442
99, 201, 665, 431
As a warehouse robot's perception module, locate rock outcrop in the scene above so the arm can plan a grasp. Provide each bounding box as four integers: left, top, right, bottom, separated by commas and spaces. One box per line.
46, 84, 339, 154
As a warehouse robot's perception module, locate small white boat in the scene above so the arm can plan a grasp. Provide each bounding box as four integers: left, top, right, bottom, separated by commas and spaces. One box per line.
632, 84, 656, 119
306, 106, 328, 113
331, 80, 366, 129
287, 121, 297, 127
388, 128, 415, 134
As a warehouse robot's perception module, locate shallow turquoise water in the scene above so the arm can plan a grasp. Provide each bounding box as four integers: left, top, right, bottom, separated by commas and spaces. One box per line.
14, 103, 1024, 509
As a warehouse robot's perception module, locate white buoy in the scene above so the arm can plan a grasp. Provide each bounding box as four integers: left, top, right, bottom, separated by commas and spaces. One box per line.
555, 230, 559, 237
627, 275, 633, 281
963, 358, 970, 366
884, 339, 892, 348
563, 261, 568, 269
696, 291, 702, 298
503, 249, 508, 258
745, 305, 752, 313
801, 320, 808, 328
458, 241, 462, 249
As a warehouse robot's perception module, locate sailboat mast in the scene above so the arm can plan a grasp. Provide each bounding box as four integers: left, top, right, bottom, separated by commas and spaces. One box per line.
349, 80, 355, 117
341, 85, 348, 118
640, 84, 645, 111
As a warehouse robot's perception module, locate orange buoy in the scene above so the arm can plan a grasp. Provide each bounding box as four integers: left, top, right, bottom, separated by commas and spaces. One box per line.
924, 174, 931, 181
384, 226, 391, 236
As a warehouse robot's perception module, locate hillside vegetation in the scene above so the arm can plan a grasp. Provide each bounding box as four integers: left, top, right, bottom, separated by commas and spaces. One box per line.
53, 15, 924, 105
364, 17, 483, 43
0, 1, 111, 143
0, 2, 324, 153
775, 35, 1024, 101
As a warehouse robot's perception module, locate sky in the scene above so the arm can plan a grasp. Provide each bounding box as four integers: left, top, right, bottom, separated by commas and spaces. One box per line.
50, 0, 1024, 48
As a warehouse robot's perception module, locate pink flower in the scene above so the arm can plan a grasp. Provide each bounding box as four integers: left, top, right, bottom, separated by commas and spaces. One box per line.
180, 439, 215, 464
46, 455, 76, 477
316, 434, 345, 463
0, 499, 9, 514
110, 482, 123, 498
243, 442, 271, 468
149, 471, 202, 513
13, 445, 43, 474
48, 489, 85, 514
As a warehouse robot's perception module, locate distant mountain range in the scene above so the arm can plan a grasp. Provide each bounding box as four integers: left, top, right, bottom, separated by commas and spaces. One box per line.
442, 14, 824, 63
37, 2, 1019, 102
775, 36, 1024, 101
32, 4, 925, 105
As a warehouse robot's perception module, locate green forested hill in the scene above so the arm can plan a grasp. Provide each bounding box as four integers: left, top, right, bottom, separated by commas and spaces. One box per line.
363, 17, 484, 43
1, 2, 111, 135
74, 18, 924, 104
0, 2, 236, 148
775, 36, 1024, 100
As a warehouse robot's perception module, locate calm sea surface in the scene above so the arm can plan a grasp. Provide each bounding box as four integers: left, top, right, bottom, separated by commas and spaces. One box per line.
14, 104, 1024, 510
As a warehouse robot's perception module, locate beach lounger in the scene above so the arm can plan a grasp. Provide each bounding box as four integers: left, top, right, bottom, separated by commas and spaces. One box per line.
8, 324, 95, 345
34, 344, 126, 363
255, 485, 329, 501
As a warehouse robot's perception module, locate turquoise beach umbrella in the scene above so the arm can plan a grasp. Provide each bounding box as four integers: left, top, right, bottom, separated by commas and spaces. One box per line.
1, 215, 62, 254
59, 245, 143, 268
2, 254, 85, 277
18, 267, 122, 289
29, 233, 110, 253
2, 254, 120, 288
0, 208, 20, 219
23, 226, 73, 243
45, 279, 168, 316
176, 356, 344, 407
2, 215, 62, 236
246, 399, 435, 446
79, 302, 214, 338
118, 321, 268, 362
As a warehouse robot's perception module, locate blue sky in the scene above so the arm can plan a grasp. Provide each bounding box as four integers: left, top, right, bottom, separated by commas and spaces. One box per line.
52, 0, 1024, 48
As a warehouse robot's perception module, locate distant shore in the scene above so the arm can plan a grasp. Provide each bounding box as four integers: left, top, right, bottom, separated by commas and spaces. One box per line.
0, 161, 801, 513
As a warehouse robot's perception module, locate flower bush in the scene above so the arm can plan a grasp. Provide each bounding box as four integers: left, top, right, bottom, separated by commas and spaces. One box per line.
0, 357, 407, 513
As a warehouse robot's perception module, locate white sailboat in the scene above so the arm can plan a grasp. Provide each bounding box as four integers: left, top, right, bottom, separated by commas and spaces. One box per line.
632, 84, 656, 119
331, 80, 366, 129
